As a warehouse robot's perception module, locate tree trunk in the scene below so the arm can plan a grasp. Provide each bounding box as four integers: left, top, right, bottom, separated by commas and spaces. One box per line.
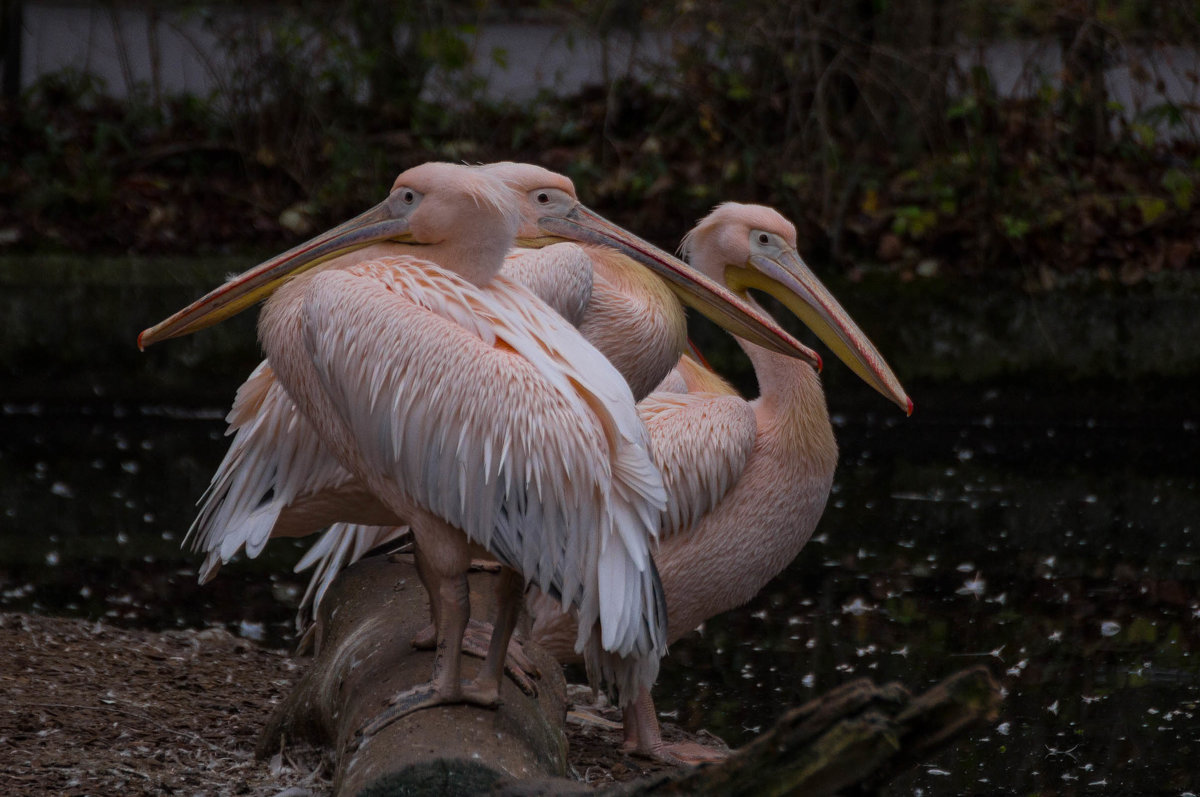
1, 0, 23, 101
1059, 7, 1111, 154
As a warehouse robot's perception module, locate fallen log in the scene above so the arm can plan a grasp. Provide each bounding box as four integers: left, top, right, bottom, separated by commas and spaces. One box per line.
480, 667, 1001, 796
261, 555, 1002, 796
257, 555, 569, 796
613, 665, 1002, 796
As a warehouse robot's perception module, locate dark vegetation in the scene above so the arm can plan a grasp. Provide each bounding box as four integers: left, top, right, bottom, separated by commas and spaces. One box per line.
1, 0, 1198, 283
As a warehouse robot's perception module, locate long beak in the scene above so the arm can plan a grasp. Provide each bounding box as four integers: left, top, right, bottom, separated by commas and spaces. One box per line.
737, 249, 913, 415
538, 205, 822, 368
138, 196, 415, 349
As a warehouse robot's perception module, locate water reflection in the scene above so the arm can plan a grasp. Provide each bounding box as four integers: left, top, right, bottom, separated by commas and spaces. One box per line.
654, 387, 1199, 794
1, 385, 1197, 794
0, 401, 307, 640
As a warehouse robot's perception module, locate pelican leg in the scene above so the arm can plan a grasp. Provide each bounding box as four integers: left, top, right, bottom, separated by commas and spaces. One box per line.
623, 688, 729, 766
620, 689, 650, 753
460, 567, 526, 704
412, 541, 444, 636
411, 555, 504, 647
411, 551, 539, 693
356, 571, 476, 740
413, 619, 540, 695
358, 530, 502, 741
429, 570, 472, 698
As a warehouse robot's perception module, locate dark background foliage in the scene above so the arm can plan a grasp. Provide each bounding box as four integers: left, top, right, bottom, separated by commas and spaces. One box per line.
1, 0, 1197, 283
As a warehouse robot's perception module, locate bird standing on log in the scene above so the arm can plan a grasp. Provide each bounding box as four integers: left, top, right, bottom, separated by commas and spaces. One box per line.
176, 163, 819, 633
279, 202, 912, 761
139, 164, 821, 726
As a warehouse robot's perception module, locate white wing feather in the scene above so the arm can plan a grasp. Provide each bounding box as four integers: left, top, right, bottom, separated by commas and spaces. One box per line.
285, 246, 598, 627
290, 374, 754, 634
293, 523, 409, 627
192, 244, 592, 593
528, 383, 757, 696
299, 258, 667, 661
637, 390, 757, 537
185, 360, 359, 582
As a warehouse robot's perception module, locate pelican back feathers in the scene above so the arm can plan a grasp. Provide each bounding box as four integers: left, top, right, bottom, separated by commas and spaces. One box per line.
295, 256, 669, 665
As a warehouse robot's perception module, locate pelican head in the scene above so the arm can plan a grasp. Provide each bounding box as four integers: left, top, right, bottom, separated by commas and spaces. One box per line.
138, 163, 518, 348
481, 162, 819, 366
479, 162, 575, 247
141, 161, 819, 367
683, 203, 912, 415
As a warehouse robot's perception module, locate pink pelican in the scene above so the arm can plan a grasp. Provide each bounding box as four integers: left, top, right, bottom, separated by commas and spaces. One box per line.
524, 202, 911, 762
282, 202, 911, 761
139, 164, 820, 728
178, 163, 817, 633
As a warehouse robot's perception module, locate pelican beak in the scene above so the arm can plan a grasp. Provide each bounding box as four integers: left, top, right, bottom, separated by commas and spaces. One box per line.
138, 194, 416, 349
732, 248, 912, 415
512, 234, 563, 249
538, 204, 822, 368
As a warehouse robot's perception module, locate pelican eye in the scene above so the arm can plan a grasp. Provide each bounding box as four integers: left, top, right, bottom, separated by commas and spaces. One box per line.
536, 191, 551, 204
758, 232, 770, 245
402, 190, 416, 203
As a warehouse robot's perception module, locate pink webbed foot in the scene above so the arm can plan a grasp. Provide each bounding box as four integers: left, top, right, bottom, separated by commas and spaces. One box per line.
628, 739, 730, 766
621, 687, 730, 766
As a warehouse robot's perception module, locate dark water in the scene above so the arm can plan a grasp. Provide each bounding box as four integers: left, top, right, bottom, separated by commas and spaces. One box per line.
1, 383, 1197, 795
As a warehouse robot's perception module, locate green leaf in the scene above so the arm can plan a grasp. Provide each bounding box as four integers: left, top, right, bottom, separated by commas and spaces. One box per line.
1000, 214, 1031, 240
1162, 169, 1195, 211
1136, 196, 1168, 225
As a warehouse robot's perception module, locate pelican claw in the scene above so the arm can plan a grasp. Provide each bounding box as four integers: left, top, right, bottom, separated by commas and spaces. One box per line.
354, 678, 505, 744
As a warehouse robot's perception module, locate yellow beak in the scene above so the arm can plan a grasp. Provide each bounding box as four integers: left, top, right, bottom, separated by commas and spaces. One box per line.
729, 248, 912, 415
538, 204, 822, 368
138, 194, 416, 349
